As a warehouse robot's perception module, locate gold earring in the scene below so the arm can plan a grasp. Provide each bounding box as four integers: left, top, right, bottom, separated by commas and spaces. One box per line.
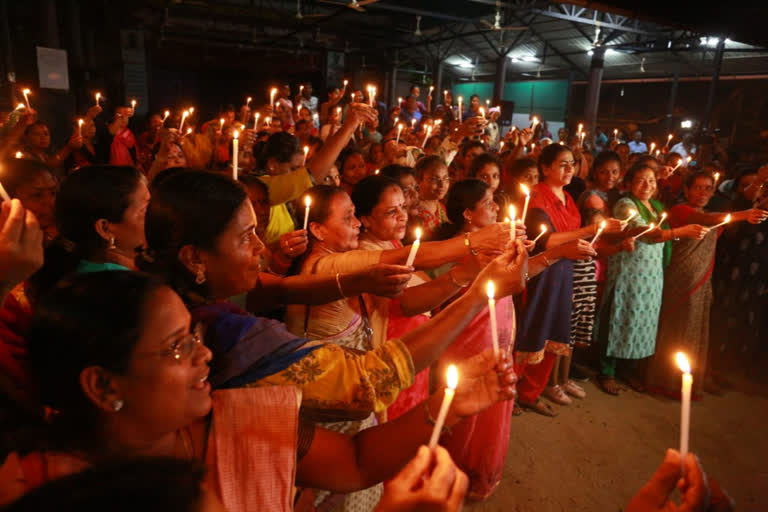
112, 399, 124, 412
108, 236, 116, 250
195, 268, 206, 285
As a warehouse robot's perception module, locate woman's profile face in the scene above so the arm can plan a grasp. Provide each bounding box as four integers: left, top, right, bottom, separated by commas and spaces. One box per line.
109, 179, 150, 255
465, 188, 498, 230
313, 192, 361, 252
361, 186, 408, 242
26, 124, 51, 150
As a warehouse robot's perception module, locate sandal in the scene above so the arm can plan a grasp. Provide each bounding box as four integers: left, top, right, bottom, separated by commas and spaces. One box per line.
625, 377, 646, 393
542, 384, 572, 405
597, 375, 622, 396
519, 398, 558, 417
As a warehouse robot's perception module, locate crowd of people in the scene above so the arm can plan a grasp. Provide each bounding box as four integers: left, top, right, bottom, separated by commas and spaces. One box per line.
0, 77, 759, 511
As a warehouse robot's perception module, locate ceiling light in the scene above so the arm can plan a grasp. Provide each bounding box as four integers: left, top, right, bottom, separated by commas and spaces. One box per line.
681, 119, 693, 129
587, 50, 593, 56
521, 55, 539, 62
509, 56, 519, 63
458, 62, 475, 69
604, 48, 617, 55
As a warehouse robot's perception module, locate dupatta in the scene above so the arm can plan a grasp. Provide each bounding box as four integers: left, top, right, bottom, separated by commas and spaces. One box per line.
629, 196, 672, 267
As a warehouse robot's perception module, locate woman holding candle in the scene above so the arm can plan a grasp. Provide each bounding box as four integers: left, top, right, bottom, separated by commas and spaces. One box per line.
22, 122, 83, 173
468, 152, 508, 214
352, 175, 487, 421
64, 118, 99, 173
413, 155, 451, 238
0, 269, 519, 510
515, 144, 623, 414
337, 148, 368, 196
594, 163, 709, 396
646, 171, 768, 398
0, 158, 59, 242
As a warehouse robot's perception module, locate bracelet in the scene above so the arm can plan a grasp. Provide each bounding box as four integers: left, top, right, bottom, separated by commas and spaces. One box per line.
542, 254, 552, 267
464, 232, 478, 255
335, 272, 346, 298
447, 267, 470, 288
424, 402, 451, 435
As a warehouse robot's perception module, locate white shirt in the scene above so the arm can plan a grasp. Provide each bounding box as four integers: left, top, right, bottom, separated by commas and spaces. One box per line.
669, 142, 696, 165
627, 140, 648, 154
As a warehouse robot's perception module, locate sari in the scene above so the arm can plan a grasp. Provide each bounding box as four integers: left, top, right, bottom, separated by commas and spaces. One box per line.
437, 295, 516, 500
646, 204, 718, 397
0, 387, 300, 512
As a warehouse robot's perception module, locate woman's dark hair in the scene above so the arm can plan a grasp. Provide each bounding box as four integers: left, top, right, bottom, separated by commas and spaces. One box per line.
305, 185, 346, 229
468, 152, 501, 178
257, 131, 300, 169
27, 271, 165, 450
432, 179, 489, 241
4, 457, 206, 512
634, 154, 659, 170
459, 140, 484, 158
623, 161, 656, 187
414, 155, 444, 180
238, 173, 269, 196
506, 158, 538, 181
137, 171, 246, 301
380, 164, 415, 181
28, 166, 144, 298
351, 175, 401, 218
538, 143, 573, 171
684, 170, 715, 189
588, 150, 622, 182
0, 157, 54, 196
22, 121, 48, 140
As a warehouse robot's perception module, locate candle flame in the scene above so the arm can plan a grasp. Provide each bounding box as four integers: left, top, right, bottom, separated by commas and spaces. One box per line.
713, 172, 720, 182
686, 156, 692, 163
22, 88, 30, 95
188, 107, 194, 114
131, 99, 136, 107
233, 130, 239, 139
520, 183, 530, 196
486, 280, 495, 300
509, 204, 515, 221
659, 212, 667, 223
614, 128, 618, 135
95, 92, 101, 101
627, 209, 637, 220
186, 128, 192, 134
163, 110, 170, 119
15, 103, 25, 110
446, 364, 458, 390
414, 227, 422, 241
723, 213, 731, 224
540, 224, 547, 234
304, 195, 311, 207
15, 151, 22, 158
246, 96, 252, 104
78, 118, 84, 126
303, 145, 309, 155
600, 220, 607, 229
649, 222, 655, 230
577, 123, 583, 133
220, 118, 225, 126
343, 80, 348, 86
675, 352, 691, 374
374, 169, 380, 175
668, 134, 673, 140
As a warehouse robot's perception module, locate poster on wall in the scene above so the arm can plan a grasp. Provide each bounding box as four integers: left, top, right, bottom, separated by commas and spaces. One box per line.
36, 47, 69, 90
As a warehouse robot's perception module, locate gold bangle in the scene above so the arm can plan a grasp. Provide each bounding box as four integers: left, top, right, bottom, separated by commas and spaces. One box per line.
424, 402, 451, 435
335, 272, 346, 298
447, 267, 470, 288
542, 254, 552, 267
464, 232, 478, 255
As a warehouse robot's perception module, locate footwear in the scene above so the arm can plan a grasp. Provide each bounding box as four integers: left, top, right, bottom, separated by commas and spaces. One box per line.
542, 384, 572, 405
597, 375, 622, 395
519, 398, 558, 417
569, 366, 591, 382
563, 380, 586, 399
625, 377, 646, 393
512, 403, 525, 416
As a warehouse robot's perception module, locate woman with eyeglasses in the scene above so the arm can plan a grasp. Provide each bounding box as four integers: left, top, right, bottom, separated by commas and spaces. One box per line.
594, 162, 708, 397
515, 144, 624, 416
646, 171, 768, 398
0, 270, 518, 511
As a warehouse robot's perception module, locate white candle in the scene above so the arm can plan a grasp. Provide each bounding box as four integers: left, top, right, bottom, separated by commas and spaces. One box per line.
95, 92, 101, 107
443, 90, 448, 104
428, 365, 458, 449
457, 97, 463, 122
479, 107, 486, 120
78, 118, 84, 136
530, 116, 539, 131
343, 79, 349, 93
22, 89, 30, 109
303, 195, 312, 230
232, 130, 239, 181
411, 119, 416, 130
254, 113, 260, 130
649, 142, 656, 154
405, 228, 421, 267
520, 183, 530, 224
302, 145, 309, 167
499, 141, 505, 152
270, 88, 277, 110
676, 352, 692, 465
577, 123, 583, 134
579, 131, 586, 145
300, 85, 304, 95
162, 110, 170, 122
613, 128, 618, 140
131, 99, 136, 110
15, 103, 25, 111
632, 222, 656, 240
508, 204, 516, 241
421, 125, 432, 148
532, 224, 548, 244
0, 181, 11, 202
665, 133, 673, 147
179, 110, 189, 132
590, 220, 606, 246
246, 96, 252, 108
710, 213, 731, 230
622, 209, 638, 230
487, 281, 500, 360
396, 123, 404, 145
713, 172, 720, 184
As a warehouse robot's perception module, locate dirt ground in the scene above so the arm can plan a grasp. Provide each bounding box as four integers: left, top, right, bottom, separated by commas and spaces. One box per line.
466, 372, 768, 512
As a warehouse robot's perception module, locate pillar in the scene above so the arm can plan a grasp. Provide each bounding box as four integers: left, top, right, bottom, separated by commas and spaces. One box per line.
583, 47, 605, 134
388, 51, 398, 109
493, 56, 507, 105
40, 0, 61, 49
665, 67, 680, 134
0, 0, 15, 107
432, 59, 443, 109
701, 38, 725, 133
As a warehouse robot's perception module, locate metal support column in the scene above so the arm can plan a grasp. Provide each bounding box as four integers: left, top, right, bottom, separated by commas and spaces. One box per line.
701, 39, 725, 133
583, 47, 605, 134
493, 56, 507, 105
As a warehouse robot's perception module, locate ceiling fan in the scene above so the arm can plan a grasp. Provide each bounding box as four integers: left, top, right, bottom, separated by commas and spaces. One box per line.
318, 0, 379, 13
296, 0, 326, 19
481, 8, 526, 31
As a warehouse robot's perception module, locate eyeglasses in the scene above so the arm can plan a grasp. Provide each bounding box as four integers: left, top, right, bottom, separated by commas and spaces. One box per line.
163, 323, 204, 362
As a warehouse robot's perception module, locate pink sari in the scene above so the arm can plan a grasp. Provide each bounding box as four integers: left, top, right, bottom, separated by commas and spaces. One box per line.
437, 295, 516, 500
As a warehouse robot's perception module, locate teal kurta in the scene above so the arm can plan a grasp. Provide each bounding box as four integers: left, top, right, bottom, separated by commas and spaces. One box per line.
595, 197, 665, 359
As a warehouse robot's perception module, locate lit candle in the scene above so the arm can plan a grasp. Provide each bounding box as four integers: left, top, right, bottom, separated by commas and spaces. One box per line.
509, 204, 516, 241
579, 131, 586, 145
131, 99, 137, 110
78, 118, 84, 136
179, 110, 189, 132
649, 142, 656, 154
372, 87, 377, 106
532, 224, 548, 244
421, 125, 432, 148
303, 195, 312, 230
710, 213, 731, 230
530, 116, 539, 131
302, 145, 309, 167
246, 96, 252, 108
336, 106, 342, 122
485, 99, 490, 107
479, 107, 486, 120
623, 209, 638, 229
486, 281, 500, 360
665, 133, 673, 147
659, 212, 668, 225
613, 128, 618, 140
685, 155, 693, 166
14, 151, 22, 159
374, 169, 380, 175
265, 116, 271, 129
457, 96, 463, 122
95, 92, 101, 107
713, 172, 720, 184
270, 88, 278, 110
396, 123, 404, 145
577, 123, 583, 134
676, 352, 692, 465
428, 365, 458, 449
22, 88, 30, 109
15, 103, 25, 110
232, 130, 239, 181
671, 159, 683, 173
253, 112, 260, 129
590, 220, 606, 246
655, 149, 661, 158
162, 110, 170, 122
499, 141, 505, 151
188, 107, 194, 114
530, 143, 536, 153
343, 79, 349, 93
186, 128, 192, 135
632, 222, 656, 240
405, 228, 421, 267
443, 90, 448, 104
411, 118, 416, 130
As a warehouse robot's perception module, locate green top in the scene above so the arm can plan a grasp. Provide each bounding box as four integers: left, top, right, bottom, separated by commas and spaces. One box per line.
76, 260, 131, 274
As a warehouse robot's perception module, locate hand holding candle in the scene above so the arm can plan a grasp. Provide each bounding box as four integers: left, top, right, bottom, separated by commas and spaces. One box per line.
303, 195, 312, 230
590, 220, 606, 246
519, 183, 531, 223
428, 365, 458, 449
532, 224, 548, 244
710, 213, 731, 230
676, 352, 692, 464
405, 228, 421, 267
22, 89, 31, 109
486, 281, 500, 361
